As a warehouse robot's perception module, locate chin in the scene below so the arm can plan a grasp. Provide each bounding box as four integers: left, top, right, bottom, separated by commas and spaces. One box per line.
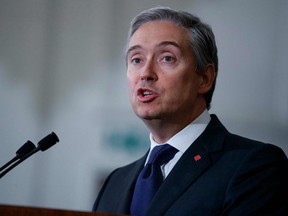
136, 112, 161, 121
133, 105, 162, 120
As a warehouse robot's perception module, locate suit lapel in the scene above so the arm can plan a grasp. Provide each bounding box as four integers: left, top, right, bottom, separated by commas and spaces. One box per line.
113, 151, 148, 213
145, 114, 228, 216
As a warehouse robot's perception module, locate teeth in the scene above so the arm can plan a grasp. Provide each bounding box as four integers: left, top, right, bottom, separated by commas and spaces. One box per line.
143, 90, 152, 96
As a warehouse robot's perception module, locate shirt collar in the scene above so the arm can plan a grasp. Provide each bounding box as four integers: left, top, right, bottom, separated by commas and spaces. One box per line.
149, 109, 211, 153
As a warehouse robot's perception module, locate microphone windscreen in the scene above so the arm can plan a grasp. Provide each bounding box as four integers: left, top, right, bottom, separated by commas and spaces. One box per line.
38, 132, 59, 151
16, 141, 36, 158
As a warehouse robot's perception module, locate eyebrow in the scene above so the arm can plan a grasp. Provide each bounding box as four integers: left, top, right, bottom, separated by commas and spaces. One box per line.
126, 45, 142, 57
126, 41, 181, 58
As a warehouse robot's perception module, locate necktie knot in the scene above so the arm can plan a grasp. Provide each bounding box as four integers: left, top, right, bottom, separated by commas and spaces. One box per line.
147, 144, 178, 166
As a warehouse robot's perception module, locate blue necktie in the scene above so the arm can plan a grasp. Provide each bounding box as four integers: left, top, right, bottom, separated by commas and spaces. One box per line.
130, 144, 178, 216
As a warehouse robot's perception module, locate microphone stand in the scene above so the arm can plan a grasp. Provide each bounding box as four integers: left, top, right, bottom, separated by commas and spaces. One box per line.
0, 141, 35, 172
0, 147, 39, 179
0, 132, 59, 179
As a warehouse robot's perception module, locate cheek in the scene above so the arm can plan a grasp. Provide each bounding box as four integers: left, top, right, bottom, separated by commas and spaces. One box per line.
161, 80, 186, 106
127, 82, 134, 98
181, 71, 202, 91
127, 78, 137, 100
167, 76, 198, 102
127, 71, 135, 87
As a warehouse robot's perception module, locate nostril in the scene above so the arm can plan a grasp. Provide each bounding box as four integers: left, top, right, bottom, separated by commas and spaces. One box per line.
140, 74, 156, 81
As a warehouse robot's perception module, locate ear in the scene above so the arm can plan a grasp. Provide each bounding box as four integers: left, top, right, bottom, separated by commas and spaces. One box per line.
198, 64, 216, 94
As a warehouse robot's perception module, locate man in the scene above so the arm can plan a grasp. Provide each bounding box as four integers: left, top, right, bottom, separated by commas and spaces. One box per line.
93, 6, 288, 216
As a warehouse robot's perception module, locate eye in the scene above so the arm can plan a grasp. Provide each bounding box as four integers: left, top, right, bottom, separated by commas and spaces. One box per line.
162, 56, 174, 62
131, 57, 141, 64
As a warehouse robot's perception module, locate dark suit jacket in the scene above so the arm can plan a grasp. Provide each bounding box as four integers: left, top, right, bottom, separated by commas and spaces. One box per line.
93, 114, 288, 215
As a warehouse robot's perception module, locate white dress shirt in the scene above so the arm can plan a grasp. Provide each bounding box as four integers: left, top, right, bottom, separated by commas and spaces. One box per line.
146, 110, 211, 178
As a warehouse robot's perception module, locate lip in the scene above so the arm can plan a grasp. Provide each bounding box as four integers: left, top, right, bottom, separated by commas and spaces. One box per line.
136, 87, 158, 102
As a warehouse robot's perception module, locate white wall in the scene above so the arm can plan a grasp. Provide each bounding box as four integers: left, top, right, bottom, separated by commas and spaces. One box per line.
0, 0, 287, 212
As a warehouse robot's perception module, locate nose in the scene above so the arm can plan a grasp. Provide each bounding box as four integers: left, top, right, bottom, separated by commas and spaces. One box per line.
140, 59, 158, 81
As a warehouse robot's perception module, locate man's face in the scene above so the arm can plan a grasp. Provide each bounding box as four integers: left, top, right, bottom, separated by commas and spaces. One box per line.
126, 20, 206, 123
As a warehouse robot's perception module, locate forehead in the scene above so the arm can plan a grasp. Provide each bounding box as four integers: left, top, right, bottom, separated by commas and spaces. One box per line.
127, 20, 191, 50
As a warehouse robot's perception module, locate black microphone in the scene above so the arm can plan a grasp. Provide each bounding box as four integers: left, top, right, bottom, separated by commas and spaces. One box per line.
0, 141, 36, 172
0, 132, 59, 179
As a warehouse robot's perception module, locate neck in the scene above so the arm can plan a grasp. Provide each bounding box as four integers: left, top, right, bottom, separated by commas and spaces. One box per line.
143, 108, 206, 144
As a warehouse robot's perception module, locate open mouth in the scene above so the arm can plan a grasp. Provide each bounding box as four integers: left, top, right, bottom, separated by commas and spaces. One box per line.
137, 88, 157, 102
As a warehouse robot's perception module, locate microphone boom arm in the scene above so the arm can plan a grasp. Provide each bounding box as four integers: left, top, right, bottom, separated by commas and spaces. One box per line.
0, 132, 59, 179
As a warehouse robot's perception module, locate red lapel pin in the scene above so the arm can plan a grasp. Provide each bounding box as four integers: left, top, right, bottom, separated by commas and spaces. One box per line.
194, 154, 201, 161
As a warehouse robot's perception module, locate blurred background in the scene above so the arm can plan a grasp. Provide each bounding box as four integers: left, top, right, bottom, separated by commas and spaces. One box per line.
0, 0, 287, 212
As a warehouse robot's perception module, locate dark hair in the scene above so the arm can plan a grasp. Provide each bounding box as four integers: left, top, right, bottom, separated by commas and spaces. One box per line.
126, 6, 218, 110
